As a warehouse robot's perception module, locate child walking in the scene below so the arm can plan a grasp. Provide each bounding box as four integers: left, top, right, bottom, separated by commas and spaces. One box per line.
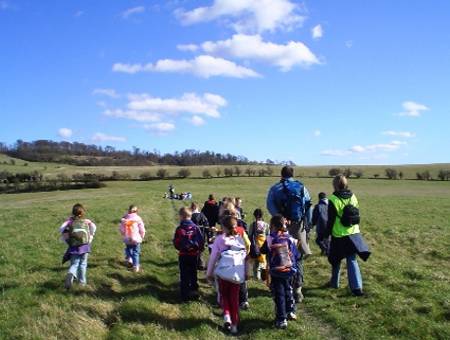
261, 215, 300, 329
207, 215, 248, 335
312, 192, 330, 255
120, 205, 146, 272
249, 208, 270, 281
60, 203, 96, 289
173, 207, 204, 302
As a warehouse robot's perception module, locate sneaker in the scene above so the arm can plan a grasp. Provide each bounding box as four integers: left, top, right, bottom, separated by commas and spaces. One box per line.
287, 312, 297, 321
125, 258, 133, 268
132, 266, 140, 273
352, 289, 364, 297
223, 314, 231, 331
276, 319, 288, 329
240, 301, 250, 310
230, 325, 238, 335
64, 273, 74, 290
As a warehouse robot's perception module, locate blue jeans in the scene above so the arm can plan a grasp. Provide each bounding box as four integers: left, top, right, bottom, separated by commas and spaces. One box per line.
331, 254, 362, 290
68, 253, 88, 284
271, 276, 295, 322
125, 244, 141, 267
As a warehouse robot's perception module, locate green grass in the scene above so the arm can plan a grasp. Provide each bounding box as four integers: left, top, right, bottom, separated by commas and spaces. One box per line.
0, 178, 449, 339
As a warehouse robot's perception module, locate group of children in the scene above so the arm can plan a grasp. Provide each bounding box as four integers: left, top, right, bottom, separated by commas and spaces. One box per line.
58, 193, 331, 335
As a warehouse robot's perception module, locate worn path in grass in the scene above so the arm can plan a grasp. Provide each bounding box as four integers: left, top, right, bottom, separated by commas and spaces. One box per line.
0, 178, 449, 339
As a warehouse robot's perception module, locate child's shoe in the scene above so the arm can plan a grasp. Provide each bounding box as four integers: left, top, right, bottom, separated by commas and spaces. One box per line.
276, 319, 288, 329
230, 325, 238, 335
132, 266, 140, 273
287, 312, 297, 321
240, 301, 250, 310
223, 314, 231, 332
125, 258, 133, 268
352, 289, 364, 296
64, 273, 74, 290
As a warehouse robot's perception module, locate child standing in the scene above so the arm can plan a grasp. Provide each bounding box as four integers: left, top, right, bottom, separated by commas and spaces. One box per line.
249, 209, 270, 281
120, 205, 146, 272
207, 215, 248, 335
261, 215, 300, 329
312, 192, 330, 255
60, 203, 96, 289
173, 207, 204, 302
191, 202, 210, 270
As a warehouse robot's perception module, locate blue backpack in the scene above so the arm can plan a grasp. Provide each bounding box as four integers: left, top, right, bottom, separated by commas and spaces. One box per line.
280, 179, 305, 221
178, 223, 202, 253
269, 233, 296, 276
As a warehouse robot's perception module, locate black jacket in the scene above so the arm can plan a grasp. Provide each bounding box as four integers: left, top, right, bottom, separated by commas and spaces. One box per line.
312, 198, 328, 236
192, 212, 209, 228
201, 200, 219, 226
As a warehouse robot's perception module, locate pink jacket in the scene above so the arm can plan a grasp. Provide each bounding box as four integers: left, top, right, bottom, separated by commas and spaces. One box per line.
120, 213, 145, 245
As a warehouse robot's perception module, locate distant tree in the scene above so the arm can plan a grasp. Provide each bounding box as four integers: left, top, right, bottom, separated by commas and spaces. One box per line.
245, 167, 253, 177
139, 171, 153, 180
224, 168, 234, 177
215, 168, 222, 177
343, 168, 353, 178
354, 169, 363, 179
373, 173, 380, 179
328, 168, 341, 177
234, 166, 242, 177
421, 170, 431, 181
438, 169, 450, 181
398, 171, 404, 180
202, 169, 212, 178
156, 168, 168, 179
178, 168, 191, 178
266, 166, 274, 177
258, 169, 267, 177
385, 168, 398, 180
111, 171, 122, 180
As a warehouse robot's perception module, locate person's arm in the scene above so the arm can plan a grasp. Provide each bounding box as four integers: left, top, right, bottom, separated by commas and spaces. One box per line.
173, 227, 181, 250
312, 205, 319, 226
325, 201, 337, 238
59, 219, 71, 242
207, 237, 222, 278
138, 217, 146, 239
243, 232, 251, 254
266, 186, 279, 216
197, 226, 205, 251
260, 239, 269, 255
303, 186, 313, 226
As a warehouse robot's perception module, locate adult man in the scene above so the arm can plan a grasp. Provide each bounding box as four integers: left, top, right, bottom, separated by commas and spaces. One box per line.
266, 165, 312, 302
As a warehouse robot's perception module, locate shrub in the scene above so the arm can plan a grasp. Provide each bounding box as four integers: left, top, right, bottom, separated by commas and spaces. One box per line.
215, 168, 222, 177
328, 168, 341, 177
245, 167, 253, 176
438, 169, 450, 181
417, 170, 431, 181
343, 168, 353, 178
399, 171, 404, 180
385, 168, 398, 180
202, 169, 212, 178
139, 171, 153, 180
373, 173, 380, 179
156, 168, 168, 179
258, 169, 267, 177
354, 169, 363, 179
178, 168, 191, 178
224, 168, 234, 177
234, 166, 242, 177
266, 166, 274, 176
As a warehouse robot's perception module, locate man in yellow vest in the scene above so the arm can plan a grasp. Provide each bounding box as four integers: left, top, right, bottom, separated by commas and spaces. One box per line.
326, 175, 370, 296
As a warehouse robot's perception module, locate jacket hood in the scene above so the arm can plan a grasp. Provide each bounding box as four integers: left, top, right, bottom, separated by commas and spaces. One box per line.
180, 220, 195, 228
333, 189, 353, 199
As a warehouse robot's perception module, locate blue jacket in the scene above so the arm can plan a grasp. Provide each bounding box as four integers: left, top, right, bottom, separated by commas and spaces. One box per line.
312, 198, 329, 236
266, 177, 312, 223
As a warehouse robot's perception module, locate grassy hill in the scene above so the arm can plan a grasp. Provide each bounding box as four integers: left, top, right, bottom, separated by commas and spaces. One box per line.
0, 177, 449, 339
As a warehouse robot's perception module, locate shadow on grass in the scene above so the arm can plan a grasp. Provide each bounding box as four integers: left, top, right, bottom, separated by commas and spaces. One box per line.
248, 286, 270, 299
143, 258, 178, 268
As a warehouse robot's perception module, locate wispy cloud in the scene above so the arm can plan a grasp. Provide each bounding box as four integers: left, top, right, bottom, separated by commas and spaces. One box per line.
92, 133, 126, 142
121, 6, 145, 19
321, 141, 406, 157
190, 115, 206, 126
113, 55, 260, 78
398, 101, 429, 117
92, 88, 119, 98
382, 130, 416, 138
311, 24, 323, 39
144, 122, 176, 135
177, 44, 199, 52
104, 109, 161, 123
58, 128, 73, 139
175, 0, 305, 34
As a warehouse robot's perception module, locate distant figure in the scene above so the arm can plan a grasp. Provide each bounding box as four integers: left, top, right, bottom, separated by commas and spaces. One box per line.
235, 197, 246, 219
248, 208, 270, 281
191, 202, 210, 270
168, 184, 175, 198
173, 207, 204, 302
266, 165, 312, 302
326, 175, 371, 296
312, 192, 330, 255
119, 205, 146, 272
59, 203, 97, 289
202, 194, 220, 228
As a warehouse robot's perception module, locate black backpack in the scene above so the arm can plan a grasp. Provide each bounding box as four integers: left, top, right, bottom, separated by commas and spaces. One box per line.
338, 197, 360, 227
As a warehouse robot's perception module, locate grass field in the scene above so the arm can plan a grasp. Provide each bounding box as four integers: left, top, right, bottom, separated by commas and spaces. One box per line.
1, 153, 449, 180
0, 177, 449, 339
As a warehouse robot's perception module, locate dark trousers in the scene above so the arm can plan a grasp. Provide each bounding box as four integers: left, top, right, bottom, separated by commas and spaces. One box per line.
271, 276, 295, 322
239, 281, 248, 305
179, 255, 198, 300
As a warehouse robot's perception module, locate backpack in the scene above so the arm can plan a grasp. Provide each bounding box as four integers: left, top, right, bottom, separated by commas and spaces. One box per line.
338, 197, 360, 227
269, 233, 294, 274
67, 218, 90, 247
280, 180, 305, 221
178, 223, 202, 253
214, 236, 247, 284
124, 219, 140, 244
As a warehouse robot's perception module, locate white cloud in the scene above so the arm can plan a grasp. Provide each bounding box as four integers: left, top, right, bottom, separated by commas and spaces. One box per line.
382, 130, 416, 138
398, 101, 429, 117
345, 40, 353, 48
121, 6, 145, 19
144, 122, 176, 135
321, 149, 351, 157
113, 55, 260, 78
175, 0, 305, 34
92, 133, 126, 142
58, 128, 73, 139
190, 115, 206, 126
201, 34, 320, 71
177, 44, 199, 52
104, 109, 161, 123
321, 141, 406, 157
92, 88, 119, 98
313, 129, 321, 137
128, 92, 227, 118
311, 24, 323, 39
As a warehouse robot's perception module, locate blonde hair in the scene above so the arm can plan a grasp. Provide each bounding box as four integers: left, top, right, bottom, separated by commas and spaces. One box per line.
219, 201, 236, 219
333, 175, 348, 191
179, 207, 192, 219
128, 205, 138, 213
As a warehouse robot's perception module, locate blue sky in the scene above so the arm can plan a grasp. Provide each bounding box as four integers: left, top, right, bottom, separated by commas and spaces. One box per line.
1, 0, 449, 165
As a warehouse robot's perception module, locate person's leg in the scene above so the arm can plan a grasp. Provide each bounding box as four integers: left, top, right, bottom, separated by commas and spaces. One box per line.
65, 254, 80, 288
271, 276, 287, 322
189, 256, 199, 292
285, 277, 296, 316
179, 256, 189, 301
219, 279, 232, 327
239, 281, 248, 307
229, 282, 241, 326
330, 260, 341, 288
346, 254, 363, 292
78, 253, 88, 285
293, 258, 304, 302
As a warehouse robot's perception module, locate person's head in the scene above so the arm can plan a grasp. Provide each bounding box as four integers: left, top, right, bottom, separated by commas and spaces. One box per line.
179, 207, 192, 221
128, 205, 138, 214
190, 202, 199, 212
333, 175, 348, 192
253, 208, 263, 220
208, 194, 215, 201
222, 215, 238, 236
235, 197, 242, 207
219, 201, 236, 218
318, 192, 327, 200
270, 214, 286, 233
281, 166, 294, 179
72, 203, 85, 218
